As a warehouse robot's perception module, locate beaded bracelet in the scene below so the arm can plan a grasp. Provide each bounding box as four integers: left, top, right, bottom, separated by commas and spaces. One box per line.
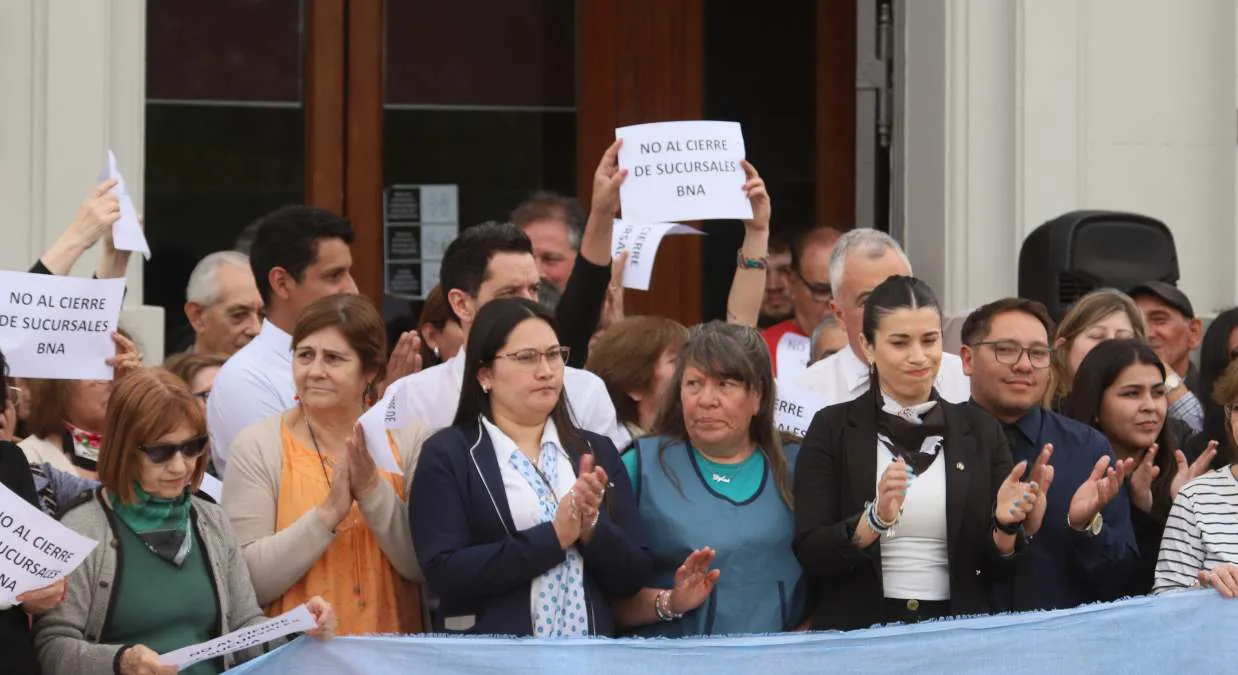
866, 501, 897, 534
654, 589, 684, 622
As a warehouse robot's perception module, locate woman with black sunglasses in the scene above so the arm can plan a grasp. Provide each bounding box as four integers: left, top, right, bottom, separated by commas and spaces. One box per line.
33, 368, 336, 675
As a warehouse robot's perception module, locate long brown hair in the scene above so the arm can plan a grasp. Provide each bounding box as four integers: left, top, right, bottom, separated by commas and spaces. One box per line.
652, 321, 792, 507
98, 369, 207, 505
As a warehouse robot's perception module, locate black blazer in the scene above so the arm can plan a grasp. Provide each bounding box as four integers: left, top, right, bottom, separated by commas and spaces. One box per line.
792, 391, 1023, 631
408, 418, 651, 636
1, 442, 42, 674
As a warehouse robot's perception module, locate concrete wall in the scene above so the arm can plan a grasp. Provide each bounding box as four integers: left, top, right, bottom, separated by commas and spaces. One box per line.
901, 0, 1237, 317
0, 0, 163, 359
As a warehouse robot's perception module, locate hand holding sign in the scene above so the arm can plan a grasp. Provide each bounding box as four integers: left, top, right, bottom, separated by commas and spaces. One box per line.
121, 645, 178, 675
98, 151, 151, 260
741, 160, 771, 232
106, 331, 144, 380
591, 138, 628, 217
71, 179, 122, 249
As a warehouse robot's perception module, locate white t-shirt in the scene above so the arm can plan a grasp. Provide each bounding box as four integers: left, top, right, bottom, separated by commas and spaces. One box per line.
1154, 468, 1238, 594
206, 320, 295, 475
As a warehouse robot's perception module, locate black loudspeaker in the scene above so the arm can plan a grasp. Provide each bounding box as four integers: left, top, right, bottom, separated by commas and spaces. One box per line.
1018, 210, 1178, 321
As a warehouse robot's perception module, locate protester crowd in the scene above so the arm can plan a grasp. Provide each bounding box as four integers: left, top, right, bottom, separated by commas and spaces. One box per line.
4, 139, 1238, 675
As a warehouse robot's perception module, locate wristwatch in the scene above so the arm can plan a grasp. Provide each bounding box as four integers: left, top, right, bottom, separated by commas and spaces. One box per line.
1166, 371, 1183, 392
1069, 511, 1104, 537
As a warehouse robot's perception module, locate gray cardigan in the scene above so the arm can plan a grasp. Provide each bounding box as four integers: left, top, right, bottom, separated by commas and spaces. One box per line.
33, 489, 274, 673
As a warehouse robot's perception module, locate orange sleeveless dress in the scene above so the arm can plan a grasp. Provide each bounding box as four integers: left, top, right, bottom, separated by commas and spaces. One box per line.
267, 425, 422, 634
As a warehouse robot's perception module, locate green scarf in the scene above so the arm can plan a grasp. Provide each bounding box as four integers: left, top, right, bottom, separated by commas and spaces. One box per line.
109, 485, 193, 567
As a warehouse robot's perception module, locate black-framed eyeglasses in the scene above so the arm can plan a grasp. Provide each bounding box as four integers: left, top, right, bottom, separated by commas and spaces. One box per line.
494, 346, 570, 368
794, 269, 832, 302
972, 340, 1053, 369
139, 435, 209, 464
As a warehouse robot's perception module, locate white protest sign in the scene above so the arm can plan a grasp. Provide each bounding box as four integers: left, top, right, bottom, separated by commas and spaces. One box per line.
775, 332, 811, 379
0, 482, 98, 607
160, 603, 317, 669
99, 151, 151, 260
198, 473, 223, 503
0, 272, 126, 380
616, 121, 753, 224
774, 380, 828, 439
611, 219, 705, 291
357, 380, 408, 475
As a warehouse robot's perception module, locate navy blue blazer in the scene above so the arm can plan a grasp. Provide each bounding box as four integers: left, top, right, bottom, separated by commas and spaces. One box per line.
993, 405, 1140, 610
409, 418, 652, 636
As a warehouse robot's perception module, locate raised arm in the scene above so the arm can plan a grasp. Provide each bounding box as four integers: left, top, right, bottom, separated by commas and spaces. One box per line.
37, 180, 120, 276
725, 161, 770, 327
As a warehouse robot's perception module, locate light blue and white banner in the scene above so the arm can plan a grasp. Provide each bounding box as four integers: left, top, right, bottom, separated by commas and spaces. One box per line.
227, 590, 1237, 674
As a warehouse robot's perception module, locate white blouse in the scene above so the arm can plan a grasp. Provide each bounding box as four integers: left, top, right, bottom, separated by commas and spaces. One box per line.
481, 417, 579, 620
875, 393, 951, 601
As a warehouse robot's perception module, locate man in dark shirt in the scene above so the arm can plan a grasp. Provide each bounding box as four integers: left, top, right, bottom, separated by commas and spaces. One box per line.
960, 297, 1139, 610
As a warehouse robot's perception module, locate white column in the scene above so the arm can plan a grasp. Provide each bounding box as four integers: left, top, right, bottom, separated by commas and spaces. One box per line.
0, 0, 164, 358
901, 0, 1237, 317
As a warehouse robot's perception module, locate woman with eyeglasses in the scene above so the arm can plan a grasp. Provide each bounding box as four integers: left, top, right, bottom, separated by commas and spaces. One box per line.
222, 294, 430, 635
1062, 339, 1215, 595
410, 298, 650, 636
33, 368, 336, 675
163, 353, 226, 409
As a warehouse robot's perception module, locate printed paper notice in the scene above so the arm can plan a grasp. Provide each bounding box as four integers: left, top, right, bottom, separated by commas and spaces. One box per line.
616, 121, 752, 224
160, 603, 317, 669
611, 220, 705, 291
198, 473, 223, 503
357, 380, 408, 474
776, 332, 811, 379
99, 150, 151, 260
0, 271, 127, 380
0, 482, 98, 607
774, 381, 828, 440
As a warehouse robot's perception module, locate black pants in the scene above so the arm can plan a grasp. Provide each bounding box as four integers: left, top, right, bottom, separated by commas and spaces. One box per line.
883, 597, 951, 625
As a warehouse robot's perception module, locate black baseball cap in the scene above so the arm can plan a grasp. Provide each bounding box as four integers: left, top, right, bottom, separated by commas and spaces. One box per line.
1128, 281, 1194, 319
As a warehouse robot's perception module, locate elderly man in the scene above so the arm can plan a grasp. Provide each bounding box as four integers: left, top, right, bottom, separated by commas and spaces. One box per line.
1129, 281, 1205, 433
511, 191, 586, 306
183, 251, 263, 357
791, 228, 970, 403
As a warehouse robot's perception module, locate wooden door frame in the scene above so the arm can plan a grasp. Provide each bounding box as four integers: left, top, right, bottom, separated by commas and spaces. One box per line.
305, 0, 385, 304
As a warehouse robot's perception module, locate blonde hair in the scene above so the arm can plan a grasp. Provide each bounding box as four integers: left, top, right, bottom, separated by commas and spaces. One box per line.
1048, 289, 1147, 401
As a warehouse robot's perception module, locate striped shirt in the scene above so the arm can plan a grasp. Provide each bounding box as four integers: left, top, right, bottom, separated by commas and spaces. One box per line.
1153, 467, 1238, 594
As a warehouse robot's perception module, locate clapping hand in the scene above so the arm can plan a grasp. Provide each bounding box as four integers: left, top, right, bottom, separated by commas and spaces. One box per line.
669, 547, 721, 615
346, 424, 380, 499
379, 332, 422, 398
995, 459, 1042, 529
1129, 443, 1161, 514
1171, 441, 1217, 501
876, 457, 911, 525
574, 454, 608, 545
1068, 455, 1134, 531
1022, 444, 1055, 536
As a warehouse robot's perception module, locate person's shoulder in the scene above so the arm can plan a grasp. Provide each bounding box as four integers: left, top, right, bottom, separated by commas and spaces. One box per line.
212, 343, 273, 389
423, 422, 483, 459
0, 440, 31, 473
1041, 409, 1108, 452
60, 488, 106, 530
395, 361, 451, 400
230, 413, 285, 452
565, 365, 607, 391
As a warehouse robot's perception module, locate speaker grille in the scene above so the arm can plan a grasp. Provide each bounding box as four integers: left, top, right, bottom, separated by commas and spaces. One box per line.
1058, 272, 1094, 309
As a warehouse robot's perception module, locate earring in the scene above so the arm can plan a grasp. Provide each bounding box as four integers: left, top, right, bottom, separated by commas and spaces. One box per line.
482, 385, 490, 395
432, 345, 441, 359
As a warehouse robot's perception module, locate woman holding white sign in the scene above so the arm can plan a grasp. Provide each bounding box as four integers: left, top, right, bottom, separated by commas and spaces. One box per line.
33, 368, 336, 675
222, 294, 430, 635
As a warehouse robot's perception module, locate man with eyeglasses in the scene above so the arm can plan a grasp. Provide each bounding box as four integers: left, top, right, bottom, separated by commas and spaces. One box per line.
388, 221, 623, 447
960, 297, 1138, 611
761, 227, 840, 378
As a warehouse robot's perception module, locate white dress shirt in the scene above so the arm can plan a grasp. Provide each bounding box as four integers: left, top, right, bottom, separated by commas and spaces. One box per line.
790, 345, 972, 406
875, 393, 950, 601
391, 350, 624, 449
206, 320, 296, 475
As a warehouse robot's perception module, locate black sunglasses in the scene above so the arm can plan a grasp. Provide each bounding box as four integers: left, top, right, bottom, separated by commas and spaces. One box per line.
139, 435, 209, 464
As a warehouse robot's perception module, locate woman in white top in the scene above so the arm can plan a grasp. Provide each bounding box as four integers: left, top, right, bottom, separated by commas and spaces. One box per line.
793, 275, 1048, 629
1155, 359, 1238, 597
409, 298, 651, 636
